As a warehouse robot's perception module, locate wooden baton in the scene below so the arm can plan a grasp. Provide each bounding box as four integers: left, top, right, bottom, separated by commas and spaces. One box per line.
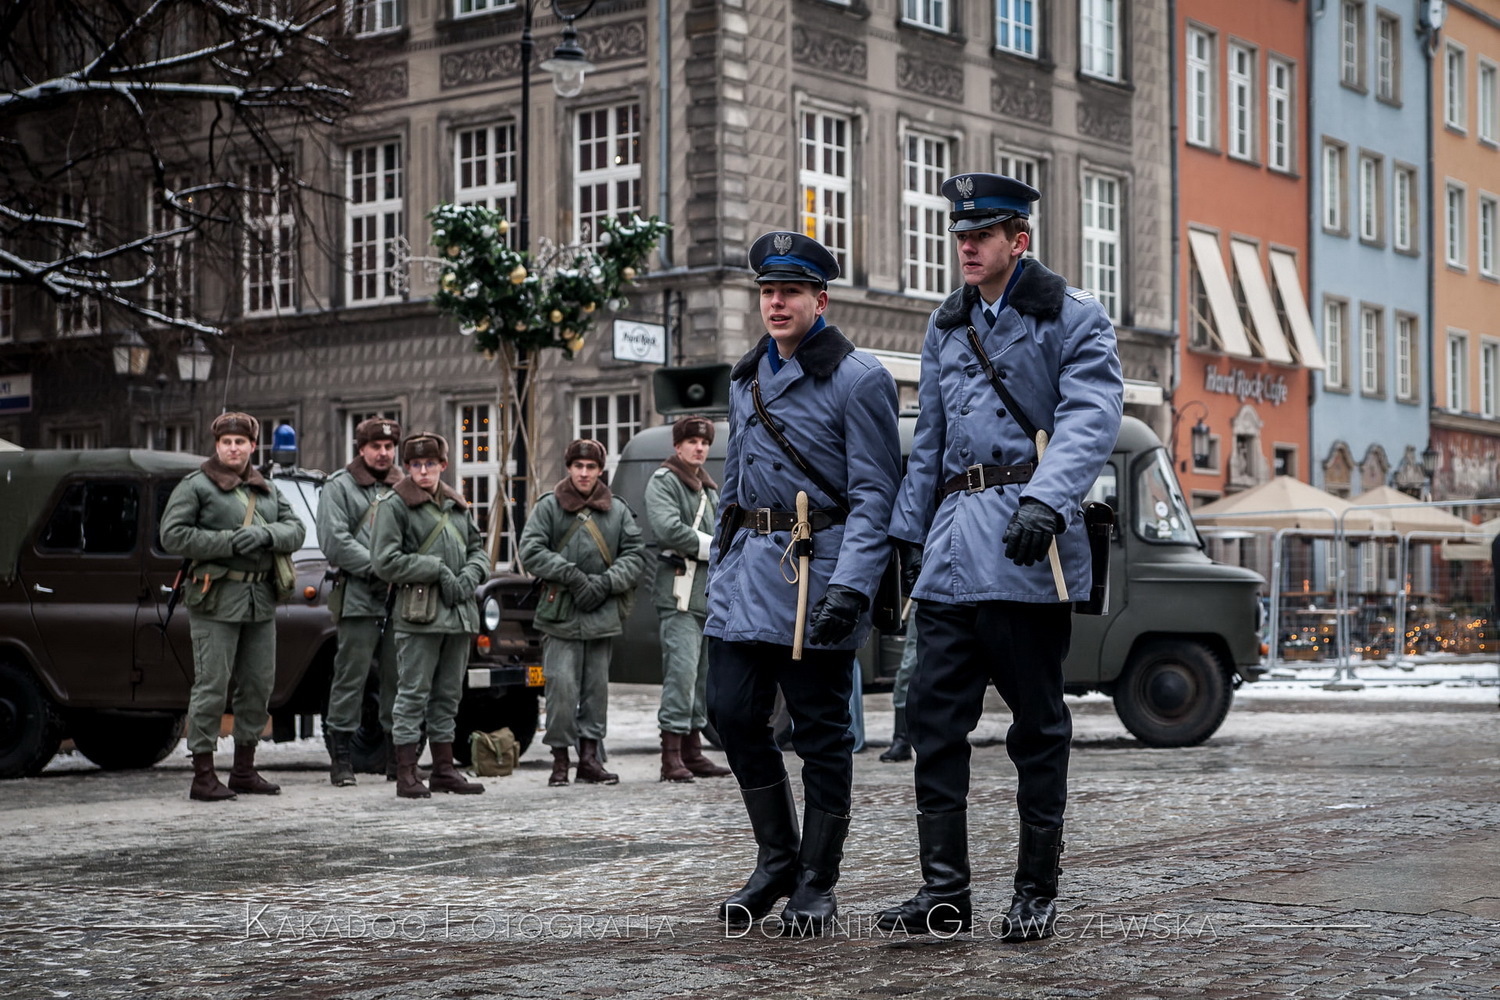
1035, 430, 1069, 601
792, 490, 812, 660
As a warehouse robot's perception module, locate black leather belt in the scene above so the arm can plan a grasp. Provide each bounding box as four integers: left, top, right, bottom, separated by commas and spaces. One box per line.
195, 569, 270, 583
936, 463, 1035, 501
732, 507, 847, 533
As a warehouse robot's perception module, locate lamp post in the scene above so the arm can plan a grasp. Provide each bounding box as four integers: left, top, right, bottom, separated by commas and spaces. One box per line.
1171, 399, 1212, 474
518, 0, 599, 254
1421, 439, 1440, 501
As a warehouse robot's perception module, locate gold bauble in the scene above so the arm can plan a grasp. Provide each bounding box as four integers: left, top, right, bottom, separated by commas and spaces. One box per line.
474, 316, 491, 333
583, 301, 597, 313
621, 266, 636, 281
564, 336, 585, 354
440, 273, 458, 292
509, 265, 528, 284
549, 309, 564, 324
446, 244, 460, 257
497, 219, 510, 235
514, 320, 527, 332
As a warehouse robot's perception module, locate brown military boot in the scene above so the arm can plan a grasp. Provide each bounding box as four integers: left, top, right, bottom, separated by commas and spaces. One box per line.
576, 738, 619, 784
681, 729, 732, 778
226, 744, 280, 795
189, 752, 236, 802
659, 732, 694, 783
428, 741, 485, 795
548, 747, 571, 786
395, 742, 430, 799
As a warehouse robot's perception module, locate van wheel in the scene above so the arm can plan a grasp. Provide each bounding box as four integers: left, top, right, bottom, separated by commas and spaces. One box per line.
0, 662, 64, 778
1113, 640, 1232, 748
71, 713, 185, 770
454, 689, 540, 766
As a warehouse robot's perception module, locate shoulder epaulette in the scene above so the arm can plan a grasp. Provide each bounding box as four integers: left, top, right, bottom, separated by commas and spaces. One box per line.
1067, 289, 1095, 303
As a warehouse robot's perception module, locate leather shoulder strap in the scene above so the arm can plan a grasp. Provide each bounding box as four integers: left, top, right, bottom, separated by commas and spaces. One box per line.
965, 325, 1041, 449
750, 379, 850, 514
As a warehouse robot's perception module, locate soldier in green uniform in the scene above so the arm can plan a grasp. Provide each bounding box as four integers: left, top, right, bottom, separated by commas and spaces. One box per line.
315, 416, 403, 787
518, 439, 648, 787
161, 412, 307, 802
645, 415, 732, 783
370, 433, 491, 799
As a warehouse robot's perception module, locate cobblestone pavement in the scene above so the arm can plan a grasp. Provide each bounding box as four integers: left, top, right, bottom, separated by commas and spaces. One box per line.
1, 685, 1497, 999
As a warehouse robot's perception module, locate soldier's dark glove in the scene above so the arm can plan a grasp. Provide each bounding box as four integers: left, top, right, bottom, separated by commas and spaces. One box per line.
438, 566, 463, 606
575, 574, 610, 613
1003, 497, 1062, 567
231, 526, 271, 554
562, 566, 590, 594
893, 539, 923, 597
808, 584, 868, 646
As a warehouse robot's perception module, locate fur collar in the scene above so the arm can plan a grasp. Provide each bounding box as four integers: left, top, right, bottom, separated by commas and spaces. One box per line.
553, 476, 614, 513
730, 325, 857, 382
201, 457, 269, 494
661, 454, 718, 492
347, 455, 403, 488
931, 261, 1068, 330
394, 475, 466, 509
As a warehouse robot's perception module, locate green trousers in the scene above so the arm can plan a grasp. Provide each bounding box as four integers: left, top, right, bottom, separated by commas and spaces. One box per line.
541, 635, 612, 748
656, 609, 709, 734
391, 631, 469, 745
186, 614, 276, 755
325, 616, 398, 735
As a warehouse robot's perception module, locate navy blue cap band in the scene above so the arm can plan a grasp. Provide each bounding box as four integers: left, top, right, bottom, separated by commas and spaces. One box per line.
950, 194, 1032, 218
758, 253, 827, 274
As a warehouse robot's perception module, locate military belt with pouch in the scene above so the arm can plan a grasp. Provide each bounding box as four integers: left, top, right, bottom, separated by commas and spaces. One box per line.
398, 509, 455, 626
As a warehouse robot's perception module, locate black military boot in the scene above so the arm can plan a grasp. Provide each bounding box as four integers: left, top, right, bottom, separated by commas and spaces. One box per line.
875, 809, 972, 934
879, 708, 913, 763
718, 778, 801, 930
327, 730, 357, 787
384, 733, 397, 781
779, 806, 851, 937
1001, 822, 1065, 942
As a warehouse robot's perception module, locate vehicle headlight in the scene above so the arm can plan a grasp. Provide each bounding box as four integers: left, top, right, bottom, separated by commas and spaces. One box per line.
483, 596, 502, 632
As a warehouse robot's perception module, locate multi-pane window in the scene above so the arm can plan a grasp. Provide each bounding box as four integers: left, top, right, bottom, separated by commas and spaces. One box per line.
800, 110, 852, 279
455, 402, 504, 560
455, 123, 518, 242
456, 0, 515, 15
1081, 172, 1120, 320
1448, 333, 1469, 411
575, 391, 642, 478
1445, 44, 1466, 130
1267, 58, 1293, 171
55, 193, 100, 337
1228, 44, 1255, 160
245, 162, 295, 315
902, 132, 950, 297
251, 412, 294, 468
1324, 300, 1347, 388
51, 429, 100, 450
1445, 183, 1467, 267
1340, 1, 1364, 88
350, 0, 402, 34
1482, 341, 1500, 418
997, 152, 1041, 257
1375, 13, 1399, 102
1481, 62, 1499, 143
1396, 314, 1416, 400
347, 141, 404, 305
1186, 28, 1214, 148
144, 421, 194, 452
1358, 154, 1381, 243
901, 0, 947, 32
1359, 305, 1381, 395
575, 103, 642, 248
1080, 0, 1120, 82
1480, 195, 1497, 277
147, 178, 194, 323
1393, 166, 1414, 252
344, 407, 400, 465
996, 0, 1037, 58
1322, 143, 1345, 233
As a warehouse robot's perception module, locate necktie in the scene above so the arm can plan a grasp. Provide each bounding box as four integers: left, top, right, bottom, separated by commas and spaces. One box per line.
983, 308, 996, 326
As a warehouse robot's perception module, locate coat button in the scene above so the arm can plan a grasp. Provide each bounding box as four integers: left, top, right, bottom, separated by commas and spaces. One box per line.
996, 408, 1007, 417
746, 456, 755, 465
992, 448, 1004, 460
966, 369, 976, 378
960, 405, 972, 415
998, 368, 1008, 378
748, 415, 759, 426
773, 461, 783, 471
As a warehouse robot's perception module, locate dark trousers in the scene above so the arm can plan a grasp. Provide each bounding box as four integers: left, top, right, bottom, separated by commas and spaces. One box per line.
908, 600, 1073, 828
706, 638, 855, 817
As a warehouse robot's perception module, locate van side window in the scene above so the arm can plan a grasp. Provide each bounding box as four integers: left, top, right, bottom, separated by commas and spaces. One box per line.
154, 478, 184, 554
38, 482, 140, 554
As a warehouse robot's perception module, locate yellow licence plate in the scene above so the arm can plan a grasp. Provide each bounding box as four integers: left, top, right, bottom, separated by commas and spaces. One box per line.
527, 665, 545, 687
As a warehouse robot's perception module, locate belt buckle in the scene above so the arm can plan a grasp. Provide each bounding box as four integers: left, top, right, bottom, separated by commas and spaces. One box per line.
754, 508, 773, 534
964, 464, 986, 494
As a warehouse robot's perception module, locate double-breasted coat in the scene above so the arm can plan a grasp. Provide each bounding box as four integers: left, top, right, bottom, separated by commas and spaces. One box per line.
316, 461, 402, 619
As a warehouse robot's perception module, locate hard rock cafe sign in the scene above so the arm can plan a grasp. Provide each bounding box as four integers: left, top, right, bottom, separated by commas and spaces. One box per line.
1203, 365, 1289, 407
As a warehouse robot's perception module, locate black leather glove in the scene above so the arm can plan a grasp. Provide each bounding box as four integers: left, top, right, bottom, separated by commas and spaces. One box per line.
1003, 497, 1062, 567
231, 525, 271, 554
575, 574, 610, 613
807, 584, 868, 646
438, 566, 463, 606
562, 566, 590, 593
893, 539, 923, 597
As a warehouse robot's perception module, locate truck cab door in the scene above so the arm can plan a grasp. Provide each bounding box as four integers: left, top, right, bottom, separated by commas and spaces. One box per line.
133, 475, 196, 709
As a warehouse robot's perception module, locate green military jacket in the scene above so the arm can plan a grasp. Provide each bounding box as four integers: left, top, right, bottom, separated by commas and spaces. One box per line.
160, 460, 307, 623
315, 458, 403, 619
370, 477, 490, 635
644, 462, 718, 615
517, 485, 647, 641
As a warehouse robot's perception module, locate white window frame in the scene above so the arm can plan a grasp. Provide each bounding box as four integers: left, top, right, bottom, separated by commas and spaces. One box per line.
1358, 153, 1381, 244
251, 412, 295, 468
343, 406, 401, 465
995, 0, 1038, 58
1445, 43, 1466, 131
1393, 165, 1414, 252
455, 122, 518, 244
1186, 28, 1215, 149
1375, 12, 1398, 103
55, 194, 100, 338
1482, 340, 1500, 419
350, 0, 402, 35
1324, 299, 1347, 389
454, 401, 505, 561
1080, 0, 1121, 82
456, 0, 515, 17
1480, 194, 1497, 278
997, 150, 1042, 258
799, 108, 853, 282
244, 162, 296, 316
1445, 182, 1467, 268
1447, 331, 1469, 411
1267, 57, 1293, 171
901, 130, 951, 299
346, 140, 404, 306
574, 390, 643, 479
574, 103, 642, 249
901, 0, 948, 32
1322, 142, 1346, 233
1340, 1, 1364, 88
146, 177, 194, 325
1081, 170, 1121, 321
1395, 313, 1416, 400
1359, 305, 1381, 395
1481, 60, 1499, 144
51, 428, 101, 450
1228, 43, 1256, 161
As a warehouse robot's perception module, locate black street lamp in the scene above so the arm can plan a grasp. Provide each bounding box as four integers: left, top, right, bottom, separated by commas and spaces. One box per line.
1421, 439, 1440, 499
518, 0, 598, 254
1171, 399, 1212, 474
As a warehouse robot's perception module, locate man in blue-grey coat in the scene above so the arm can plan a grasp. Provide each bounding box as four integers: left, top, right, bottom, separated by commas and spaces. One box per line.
876, 173, 1123, 940
705, 231, 900, 936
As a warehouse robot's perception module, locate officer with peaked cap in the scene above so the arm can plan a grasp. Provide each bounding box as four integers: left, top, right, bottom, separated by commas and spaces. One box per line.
877, 173, 1122, 939
316, 416, 404, 786
705, 230, 900, 936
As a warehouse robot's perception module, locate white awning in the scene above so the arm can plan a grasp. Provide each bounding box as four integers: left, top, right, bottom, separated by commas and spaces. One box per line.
1230, 240, 1295, 364
1268, 249, 1327, 371
863, 349, 922, 384
1123, 379, 1164, 406
1187, 230, 1254, 359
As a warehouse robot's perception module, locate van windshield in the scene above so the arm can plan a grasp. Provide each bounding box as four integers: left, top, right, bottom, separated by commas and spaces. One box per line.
1135, 448, 1200, 546
274, 475, 326, 559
